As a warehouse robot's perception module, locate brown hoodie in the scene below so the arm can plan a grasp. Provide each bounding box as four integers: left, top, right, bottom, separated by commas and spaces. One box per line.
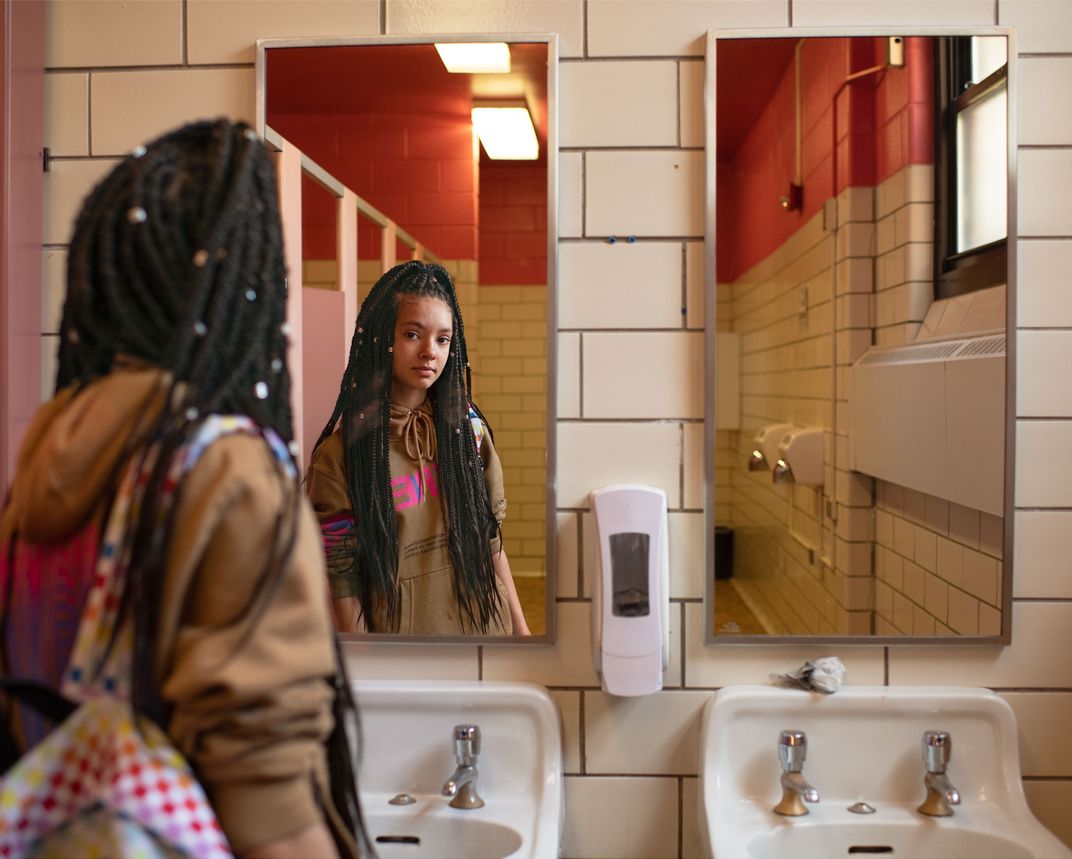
306, 401, 510, 635
1, 367, 355, 856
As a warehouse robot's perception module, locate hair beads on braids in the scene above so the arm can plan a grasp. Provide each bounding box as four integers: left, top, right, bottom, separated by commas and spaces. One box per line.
311, 260, 505, 634
56, 119, 369, 859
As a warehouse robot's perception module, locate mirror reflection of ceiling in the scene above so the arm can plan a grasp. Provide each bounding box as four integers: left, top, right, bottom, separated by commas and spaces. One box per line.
266, 43, 548, 284
266, 43, 549, 145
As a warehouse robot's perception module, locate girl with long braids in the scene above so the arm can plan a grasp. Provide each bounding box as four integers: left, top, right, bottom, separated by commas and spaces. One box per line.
306, 261, 530, 636
0, 120, 370, 857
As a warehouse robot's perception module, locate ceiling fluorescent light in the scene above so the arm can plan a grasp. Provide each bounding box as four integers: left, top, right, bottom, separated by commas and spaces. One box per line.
471, 105, 539, 160
435, 42, 511, 74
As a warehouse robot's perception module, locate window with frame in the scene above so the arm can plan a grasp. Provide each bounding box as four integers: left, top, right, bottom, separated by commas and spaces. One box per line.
934, 35, 1008, 299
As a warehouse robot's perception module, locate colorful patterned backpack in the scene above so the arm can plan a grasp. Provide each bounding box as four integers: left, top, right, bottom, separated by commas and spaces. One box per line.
0, 415, 295, 858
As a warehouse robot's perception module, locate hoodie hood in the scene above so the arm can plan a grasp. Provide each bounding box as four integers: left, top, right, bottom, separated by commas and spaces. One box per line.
4, 368, 170, 544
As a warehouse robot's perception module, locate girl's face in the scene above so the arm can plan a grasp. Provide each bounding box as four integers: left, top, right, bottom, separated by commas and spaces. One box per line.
391, 295, 454, 409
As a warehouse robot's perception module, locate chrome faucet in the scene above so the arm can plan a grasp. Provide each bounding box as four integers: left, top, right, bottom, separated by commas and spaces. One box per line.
441, 724, 485, 809
773, 730, 820, 816
917, 730, 961, 817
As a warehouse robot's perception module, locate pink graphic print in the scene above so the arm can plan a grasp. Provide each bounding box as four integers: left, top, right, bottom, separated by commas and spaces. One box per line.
392, 463, 439, 511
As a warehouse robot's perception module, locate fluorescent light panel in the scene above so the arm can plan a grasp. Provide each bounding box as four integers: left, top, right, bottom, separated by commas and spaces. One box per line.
471, 106, 539, 160
435, 42, 511, 74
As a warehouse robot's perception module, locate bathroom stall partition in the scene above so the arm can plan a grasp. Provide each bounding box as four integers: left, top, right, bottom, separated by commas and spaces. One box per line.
265, 126, 439, 468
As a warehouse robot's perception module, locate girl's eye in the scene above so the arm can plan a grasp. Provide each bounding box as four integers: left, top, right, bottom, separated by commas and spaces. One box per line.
437, 336, 451, 345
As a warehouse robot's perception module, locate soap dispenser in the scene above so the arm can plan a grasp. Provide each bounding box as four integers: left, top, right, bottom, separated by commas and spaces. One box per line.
589, 485, 669, 697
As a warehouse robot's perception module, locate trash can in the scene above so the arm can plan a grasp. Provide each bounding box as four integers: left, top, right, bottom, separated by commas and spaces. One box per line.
714, 526, 735, 580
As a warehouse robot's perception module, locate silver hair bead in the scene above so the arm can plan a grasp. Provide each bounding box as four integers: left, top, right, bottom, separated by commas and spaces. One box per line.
127, 207, 147, 224
245, 289, 257, 302
288, 440, 299, 457
131, 145, 147, 159
193, 250, 209, 267
357, 327, 364, 334
254, 381, 269, 400
193, 321, 207, 337
185, 407, 199, 421
387, 346, 393, 353
280, 322, 291, 338
244, 128, 258, 141
270, 358, 283, 373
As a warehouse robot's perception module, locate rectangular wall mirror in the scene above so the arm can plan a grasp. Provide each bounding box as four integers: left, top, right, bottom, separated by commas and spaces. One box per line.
256, 35, 557, 643
704, 28, 1015, 644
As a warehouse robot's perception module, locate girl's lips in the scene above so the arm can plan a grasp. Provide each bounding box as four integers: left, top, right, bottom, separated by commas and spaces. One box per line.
414, 367, 436, 376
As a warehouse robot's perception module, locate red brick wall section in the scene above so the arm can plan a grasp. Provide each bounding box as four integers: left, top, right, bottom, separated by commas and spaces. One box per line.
479, 162, 547, 286
268, 111, 478, 263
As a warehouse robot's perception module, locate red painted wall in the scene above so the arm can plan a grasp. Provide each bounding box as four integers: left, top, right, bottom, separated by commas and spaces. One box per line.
718, 37, 933, 282
479, 162, 547, 285
268, 111, 478, 263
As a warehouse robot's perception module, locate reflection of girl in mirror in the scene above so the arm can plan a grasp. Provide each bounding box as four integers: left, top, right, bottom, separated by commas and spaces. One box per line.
1, 121, 369, 858
306, 260, 531, 637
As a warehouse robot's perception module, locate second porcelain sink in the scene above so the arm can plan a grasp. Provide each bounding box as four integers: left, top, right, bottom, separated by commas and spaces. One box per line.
747, 817, 1034, 858
353, 680, 562, 859
699, 685, 1070, 859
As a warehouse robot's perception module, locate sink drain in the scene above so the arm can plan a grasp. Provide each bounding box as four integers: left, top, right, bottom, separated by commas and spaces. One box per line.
376, 835, 420, 845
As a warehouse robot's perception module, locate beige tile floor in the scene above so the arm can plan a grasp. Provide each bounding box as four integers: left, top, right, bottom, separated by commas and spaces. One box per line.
514, 575, 547, 636
713, 579, 766, 635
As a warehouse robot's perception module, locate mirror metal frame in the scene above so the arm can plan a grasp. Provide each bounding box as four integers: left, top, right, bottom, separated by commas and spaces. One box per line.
255, 33, 559, 645
703, 26, 1017, 645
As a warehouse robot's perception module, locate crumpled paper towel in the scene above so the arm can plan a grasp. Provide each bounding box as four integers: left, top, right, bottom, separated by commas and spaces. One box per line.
770, 656, 846, 693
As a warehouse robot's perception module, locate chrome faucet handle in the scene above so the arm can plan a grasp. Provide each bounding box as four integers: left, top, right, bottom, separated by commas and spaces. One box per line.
918, 730, 960, 817
774, 730, 818, 816
452, 724, 481, 767
922, 730, 951, 773
778, 730, 807, 772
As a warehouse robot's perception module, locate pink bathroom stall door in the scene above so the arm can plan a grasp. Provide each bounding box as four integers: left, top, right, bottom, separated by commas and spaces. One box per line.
302, 288, 347, 466
1, 0, 45, 491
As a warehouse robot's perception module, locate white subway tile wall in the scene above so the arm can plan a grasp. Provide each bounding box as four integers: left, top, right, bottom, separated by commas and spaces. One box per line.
43, 73, 88, 157
90, 69, 255, 155
560, 61, 678, 147
186, 0, 379, 64
35, 0, 1072, 854
875, 479, 1004, 636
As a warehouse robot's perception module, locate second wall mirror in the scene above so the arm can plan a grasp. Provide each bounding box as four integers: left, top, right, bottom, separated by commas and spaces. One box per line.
705, 28, 1015, 644
256, 35, 558, 644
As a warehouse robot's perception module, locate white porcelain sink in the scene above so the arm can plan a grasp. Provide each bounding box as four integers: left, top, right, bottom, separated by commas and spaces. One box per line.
366, 811, 522, 859
699, 685, 1071, 859
353, 680, 562, 859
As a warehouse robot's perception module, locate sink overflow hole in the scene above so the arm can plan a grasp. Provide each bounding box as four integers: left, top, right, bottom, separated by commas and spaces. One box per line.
848, 847, 893, 855
376, 835, 421, 845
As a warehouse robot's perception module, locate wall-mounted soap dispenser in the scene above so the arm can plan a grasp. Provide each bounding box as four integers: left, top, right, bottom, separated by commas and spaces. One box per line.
773, 427, 824, 485
749, 422, 794, 472
589, 485, 669, 697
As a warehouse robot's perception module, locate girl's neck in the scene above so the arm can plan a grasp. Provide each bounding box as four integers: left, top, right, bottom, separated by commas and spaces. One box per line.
392, 390, 428, 411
